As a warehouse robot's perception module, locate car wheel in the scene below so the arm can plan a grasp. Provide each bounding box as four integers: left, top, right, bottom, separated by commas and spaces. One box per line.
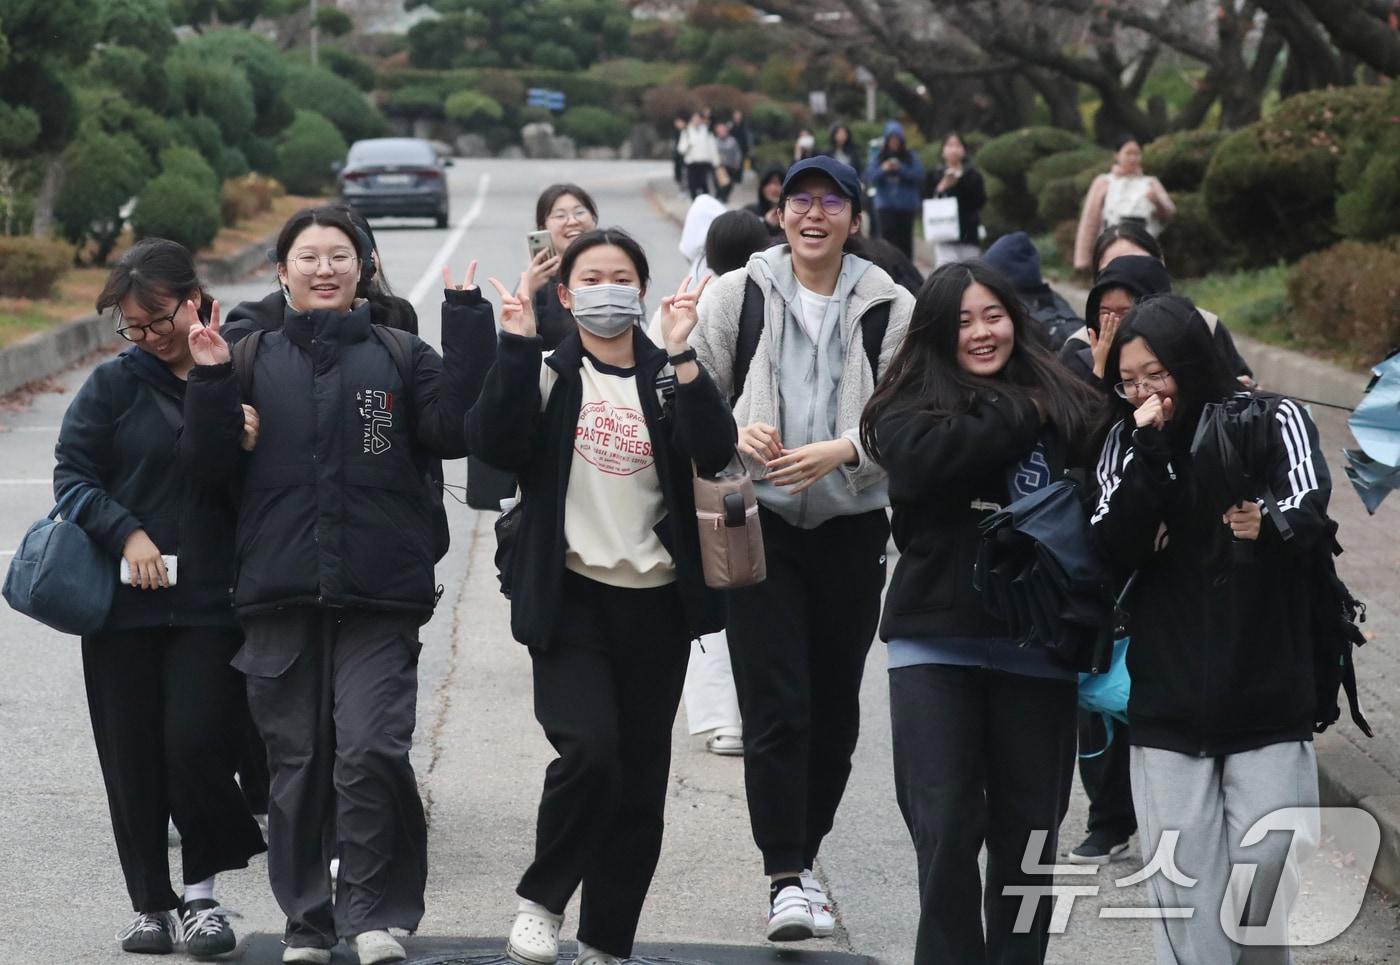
435, 210, 449, 229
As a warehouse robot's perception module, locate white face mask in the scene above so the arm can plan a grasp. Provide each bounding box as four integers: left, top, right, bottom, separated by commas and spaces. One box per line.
568, 283, 644, 339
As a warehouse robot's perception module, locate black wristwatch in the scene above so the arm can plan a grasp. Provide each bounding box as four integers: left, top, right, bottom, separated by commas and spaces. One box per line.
668, 348, 698, 366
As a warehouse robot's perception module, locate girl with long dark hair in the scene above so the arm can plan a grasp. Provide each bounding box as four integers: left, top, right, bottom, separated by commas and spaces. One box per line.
55, 239, 266, 957
860, 260, 1100, 964
1089, 294, 1326, 964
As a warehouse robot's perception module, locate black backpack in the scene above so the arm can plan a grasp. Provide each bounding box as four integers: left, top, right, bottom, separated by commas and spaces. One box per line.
731, 277, 890, 406
231, 326, 452, 564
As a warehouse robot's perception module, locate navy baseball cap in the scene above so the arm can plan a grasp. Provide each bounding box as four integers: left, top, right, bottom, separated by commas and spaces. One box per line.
781, 156, 863, 214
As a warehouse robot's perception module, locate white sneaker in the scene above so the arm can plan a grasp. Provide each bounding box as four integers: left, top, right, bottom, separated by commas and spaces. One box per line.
766, 884, 815, 942
353, 929, 406, 964
282, 946, 332, 964
800, 869, 836, 938
574, 941, 623, 965
506, 900, 563, 965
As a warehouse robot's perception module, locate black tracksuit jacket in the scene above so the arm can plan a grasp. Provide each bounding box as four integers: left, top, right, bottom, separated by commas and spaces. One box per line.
54, 346, 238, 631
1088, 398, 1331, 756
465, 328, 736, 650
184, 293, 496, 618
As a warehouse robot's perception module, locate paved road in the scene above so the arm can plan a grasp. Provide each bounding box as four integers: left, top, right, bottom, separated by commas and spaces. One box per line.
1, 160, 1396, 963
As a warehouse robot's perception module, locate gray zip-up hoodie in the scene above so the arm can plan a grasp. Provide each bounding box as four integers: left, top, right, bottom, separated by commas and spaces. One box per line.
692, 245, 914, 528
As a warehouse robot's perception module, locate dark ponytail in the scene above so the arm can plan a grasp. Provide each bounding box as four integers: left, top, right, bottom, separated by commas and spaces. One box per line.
96, 238, 212, 323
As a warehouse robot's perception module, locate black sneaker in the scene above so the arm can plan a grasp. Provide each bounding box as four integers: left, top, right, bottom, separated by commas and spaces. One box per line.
118, 911, 175, 955
1068, 830, 1132, 865
178, 899, 237, 958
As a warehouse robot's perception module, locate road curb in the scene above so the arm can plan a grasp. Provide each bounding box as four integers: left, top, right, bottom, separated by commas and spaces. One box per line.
0, 230, 277, 399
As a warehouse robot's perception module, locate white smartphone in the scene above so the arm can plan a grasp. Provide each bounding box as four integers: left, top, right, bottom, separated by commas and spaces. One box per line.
526, 230, 556, 261
120, 555, 178, 587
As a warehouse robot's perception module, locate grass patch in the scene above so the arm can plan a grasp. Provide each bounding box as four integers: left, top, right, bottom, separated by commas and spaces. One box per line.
0, 311, 54, 348
1179, 264, 1292, 345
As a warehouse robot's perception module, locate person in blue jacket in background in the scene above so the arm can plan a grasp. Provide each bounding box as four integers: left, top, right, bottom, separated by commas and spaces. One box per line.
864, 121, 924, 260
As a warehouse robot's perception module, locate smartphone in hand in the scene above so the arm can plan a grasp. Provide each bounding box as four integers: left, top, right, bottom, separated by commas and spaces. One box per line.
527, 230, 555, 261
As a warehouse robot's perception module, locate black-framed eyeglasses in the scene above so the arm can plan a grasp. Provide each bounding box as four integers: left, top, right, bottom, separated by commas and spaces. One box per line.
1113, 371, 1171, 399
290, 251, 358, 276
116, 308, 178, 342
785, 192, 850, 216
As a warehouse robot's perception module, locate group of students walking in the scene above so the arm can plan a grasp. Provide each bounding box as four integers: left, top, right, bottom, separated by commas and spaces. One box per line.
55, 142, 1332, 965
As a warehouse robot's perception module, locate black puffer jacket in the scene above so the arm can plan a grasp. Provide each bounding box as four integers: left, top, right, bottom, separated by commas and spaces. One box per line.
54, 346, 240, 631
874, 392, 1075, 641
224, 289, 419, 338
185, 294, 496, 618
466, 328, 736, 649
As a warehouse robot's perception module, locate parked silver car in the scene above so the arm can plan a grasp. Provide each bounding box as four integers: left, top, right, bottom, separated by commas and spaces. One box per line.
336, 138, 451, 228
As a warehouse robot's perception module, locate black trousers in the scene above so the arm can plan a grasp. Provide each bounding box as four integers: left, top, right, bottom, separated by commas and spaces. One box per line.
236, 609, 427, 949
1076, 710, 1137, 839
891, 664, 1078, 965
725, 507, 890, 874
518, 572, 690, 957
878, 208, 916, 259
82, 626, 267, 913
685, 162, 714, 200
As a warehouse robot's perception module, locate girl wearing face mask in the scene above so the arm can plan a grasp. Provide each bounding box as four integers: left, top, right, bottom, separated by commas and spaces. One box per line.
1090, 294, 1328, 965
859, 261, 1101, 964
54, 239, 266, 957
182, 205, 497, 965
466, 229, 737, 965
1073, 135, 1176, 273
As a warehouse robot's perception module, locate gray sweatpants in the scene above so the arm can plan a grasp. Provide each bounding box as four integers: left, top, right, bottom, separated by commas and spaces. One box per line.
1129, 741, 1319, 965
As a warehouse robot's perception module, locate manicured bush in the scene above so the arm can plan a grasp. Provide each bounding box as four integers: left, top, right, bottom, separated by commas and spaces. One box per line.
1028, 146, 1112, 225
158, 146, 219, 196
178, 114, 224, 162
1202, 84, 1390, 266
219, 146, 250, 180
166, 55, 256, 145
321, 47, 377, 92
275, 110, 347, 196
977, 127, 1092, 234
314, 6, 353, 37
444, 90, 504, 131
747, 98, 808, 140
131, 173, 222, 252
55, 127, 153, 265
1156, 192, 1242, 280
0, 237, 72, 298
383, 86, 444, 121
240, 136, 279, 176
1287, 239, 1400, 365
284, 63, 388, 144
408, 15, 469, 70
642, 86, 695, 130
1336, 84, 1400, 242
556, 105, 630, 148
1142, 129, 1225, 192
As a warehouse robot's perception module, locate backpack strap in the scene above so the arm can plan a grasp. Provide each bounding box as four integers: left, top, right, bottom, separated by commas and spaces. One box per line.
231, 329, 262, 398
371, 324, 416, 420
731, 278, 890, 406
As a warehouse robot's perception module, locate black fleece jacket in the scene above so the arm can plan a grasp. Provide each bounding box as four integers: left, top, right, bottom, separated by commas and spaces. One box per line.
874, 392, 1077, 641
184, 291, 496, 618
54, 346, 239, 631
466, 327, 736, 650
1089, 397, 1331, 756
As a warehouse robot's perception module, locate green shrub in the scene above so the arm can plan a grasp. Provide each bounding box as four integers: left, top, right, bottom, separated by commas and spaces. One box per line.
1203, 84, 1390, 265
1336, 84, 1400, 241
1157, 192, 1242, 280
178, 29, 290, 126
276, 110, 347, 196
284, 64, 388, 144
1142, 129, 1225, 192
321, 48, 377, 92
219, 146, 250, 179
240, 136, 279, 175
473, 69, 527, 109
747, 98, 806, 140
314, 6, 353, 37
384, 86, 444, 120
978, 127, 1092, 233
1028, 146, 1111, 225
131, 173, 222, 252
158, 146, 219, 196
444, 90, 504, 131
1287, 239, 1400, 365
408, 14, 468, 70
87, 45, 168, 110
178, 114, 224, 161
0, 237, 72, 298
531, 41, 580, 72
166, 55, 256, 144
56, 127, 153, 265
556, 105, 630, 148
